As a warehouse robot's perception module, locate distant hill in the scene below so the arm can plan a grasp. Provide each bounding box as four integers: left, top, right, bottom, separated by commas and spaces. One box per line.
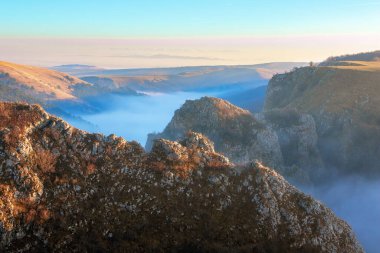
0, 61, 90, 103
50, 64, 105, 76
0, 61, 141, 105
54, 62, 306, 78
75, 62, 306, 96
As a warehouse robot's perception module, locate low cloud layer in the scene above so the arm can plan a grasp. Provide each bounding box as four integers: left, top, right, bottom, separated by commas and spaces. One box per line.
301, 177, 380, 253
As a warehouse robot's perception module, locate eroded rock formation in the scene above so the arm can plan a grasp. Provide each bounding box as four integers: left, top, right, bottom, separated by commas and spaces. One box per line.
0, 102, 363, 252
146, 97, 283, 168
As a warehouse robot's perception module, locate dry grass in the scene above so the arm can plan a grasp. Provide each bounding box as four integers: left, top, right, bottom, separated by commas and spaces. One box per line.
329, 61, 380, 72
35, 149, 57, 173
0, 61, 89, 100
269, 64, 380, 114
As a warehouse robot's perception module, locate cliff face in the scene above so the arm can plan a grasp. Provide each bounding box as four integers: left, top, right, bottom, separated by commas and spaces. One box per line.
260, 109, 324, 180
0, 102, 363, 252
146, 97, 283, 168
264, 63, 380, 176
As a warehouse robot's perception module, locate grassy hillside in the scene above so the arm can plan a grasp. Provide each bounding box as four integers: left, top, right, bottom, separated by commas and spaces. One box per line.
0, 61, 89, 101
265, 59, 380, 176
265, 62, 380, 114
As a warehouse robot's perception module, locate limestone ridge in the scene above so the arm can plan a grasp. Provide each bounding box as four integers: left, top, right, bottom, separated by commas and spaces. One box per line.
146, 97, 284, 168
264, 56, 380, 176
146, 97, 324, 182
0, 102, 363, 252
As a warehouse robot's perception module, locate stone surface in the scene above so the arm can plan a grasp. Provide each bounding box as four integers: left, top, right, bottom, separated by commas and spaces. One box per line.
146, 97, 283, 168
0, 102, 363, 252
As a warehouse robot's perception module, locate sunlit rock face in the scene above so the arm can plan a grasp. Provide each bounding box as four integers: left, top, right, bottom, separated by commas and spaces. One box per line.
0, 102, 363, 252
146, 97, 284, 168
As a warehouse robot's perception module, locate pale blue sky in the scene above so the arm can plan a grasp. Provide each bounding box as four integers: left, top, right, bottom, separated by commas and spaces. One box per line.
1, 0, 379, 67
2, 0, 380, 38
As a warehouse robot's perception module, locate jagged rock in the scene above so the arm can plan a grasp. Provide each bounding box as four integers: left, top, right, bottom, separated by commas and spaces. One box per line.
0, 102, 363, 252
148, 132, 232, 175
146, 97, 283, 168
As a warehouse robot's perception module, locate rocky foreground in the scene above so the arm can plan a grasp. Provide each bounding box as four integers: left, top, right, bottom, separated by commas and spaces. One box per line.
0, 102, 363, 252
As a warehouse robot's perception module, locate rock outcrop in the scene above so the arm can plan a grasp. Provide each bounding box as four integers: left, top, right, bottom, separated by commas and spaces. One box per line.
0, 102, 363, 252
259, 109, 324, 181
264, 60, 380, 176
146, 97, 283, 168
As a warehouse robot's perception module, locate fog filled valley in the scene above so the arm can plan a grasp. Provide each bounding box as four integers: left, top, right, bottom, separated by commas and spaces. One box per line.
54, 77, 380, 253
1, 51, 380, 252
301, 177, 380, 253
3, 0, 380, 251
52, 85, 380, 252
42, 58, 380, 252
52, 90, 266, 145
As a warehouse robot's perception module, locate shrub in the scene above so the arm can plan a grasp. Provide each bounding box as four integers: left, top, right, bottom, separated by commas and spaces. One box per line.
35, 149, 57, 173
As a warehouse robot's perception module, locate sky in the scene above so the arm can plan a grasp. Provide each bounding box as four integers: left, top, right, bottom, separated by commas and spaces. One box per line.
1, 0, 380, 68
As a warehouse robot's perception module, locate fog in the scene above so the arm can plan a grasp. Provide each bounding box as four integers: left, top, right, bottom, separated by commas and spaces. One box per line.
300, 178, 380, 253
60, 83, 267, 145
66, 92, 213, 145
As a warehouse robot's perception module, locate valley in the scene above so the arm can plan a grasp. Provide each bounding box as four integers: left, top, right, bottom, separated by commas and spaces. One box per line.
1, 51, 380, 252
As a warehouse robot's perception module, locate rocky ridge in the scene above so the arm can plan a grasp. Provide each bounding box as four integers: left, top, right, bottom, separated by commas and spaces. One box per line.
147, 97, 325, 182
264, 61, 380, 176
146, 97, 283, 168
0, 102, 363, 252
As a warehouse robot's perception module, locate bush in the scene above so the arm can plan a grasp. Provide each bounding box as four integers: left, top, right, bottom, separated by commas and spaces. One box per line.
35, 149, 57, 173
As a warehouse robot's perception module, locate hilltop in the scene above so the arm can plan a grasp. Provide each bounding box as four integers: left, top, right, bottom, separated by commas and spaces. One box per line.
0, 61, 139, 108
50, 64, 105, 76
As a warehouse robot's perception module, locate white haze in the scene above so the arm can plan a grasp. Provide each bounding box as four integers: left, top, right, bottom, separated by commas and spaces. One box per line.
72, 92, 212, 145
301, 178, 380, 253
